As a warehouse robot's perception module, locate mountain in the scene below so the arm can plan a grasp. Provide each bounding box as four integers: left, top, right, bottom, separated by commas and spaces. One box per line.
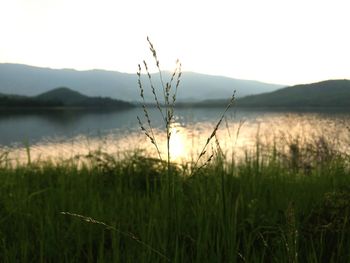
0, 87, 134, 109
36, 87, 88, 105
0, 63, 284, 102
235, 79, 350, 108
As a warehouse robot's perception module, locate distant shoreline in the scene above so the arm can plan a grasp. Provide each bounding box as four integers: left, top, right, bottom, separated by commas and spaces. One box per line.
0, 106, 135, 111
2, 103, 349, 111
142, 102, 350, 112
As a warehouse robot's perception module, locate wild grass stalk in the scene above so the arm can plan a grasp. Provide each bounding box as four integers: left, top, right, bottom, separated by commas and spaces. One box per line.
0, 149, 10, 167
136, 37, 182, 177
137, 37, 237, 179
24, 140, 31, 165
60, 211, 170, 261
190, 91, 236, 175
136, 64, 162, 161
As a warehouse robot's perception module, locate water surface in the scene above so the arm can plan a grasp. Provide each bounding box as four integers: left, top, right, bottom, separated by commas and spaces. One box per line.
0, 108, 349, 163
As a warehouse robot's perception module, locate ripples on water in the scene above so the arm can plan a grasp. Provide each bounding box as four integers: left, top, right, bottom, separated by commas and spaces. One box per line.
1, 110, 349, 165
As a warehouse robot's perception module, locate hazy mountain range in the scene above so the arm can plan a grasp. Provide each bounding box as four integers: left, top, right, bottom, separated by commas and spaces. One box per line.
189, 79, 350, 108
235, 79, 350, 108
0, 63, 284, 102
1, 63, 348, 109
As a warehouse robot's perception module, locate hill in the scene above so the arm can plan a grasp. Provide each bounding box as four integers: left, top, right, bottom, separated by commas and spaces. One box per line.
0, 87, 134, 109
235, 79, 350, 108
0, 63, 284, 102
36, 87, 88, 105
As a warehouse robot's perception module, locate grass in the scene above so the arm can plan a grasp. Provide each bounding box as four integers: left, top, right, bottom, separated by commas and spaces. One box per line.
0, 144, 350, 262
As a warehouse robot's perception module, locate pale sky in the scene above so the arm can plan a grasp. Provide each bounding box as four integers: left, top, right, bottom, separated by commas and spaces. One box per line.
0, 0, 349, 85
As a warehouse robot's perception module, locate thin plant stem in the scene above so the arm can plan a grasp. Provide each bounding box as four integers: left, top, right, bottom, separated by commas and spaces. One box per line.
141, 37, 182, 179
142, 60, 166, 121
137, 65, 163, 161
190, 91, 236, 176
60, 212, 170, 261
147, 36, 166, 101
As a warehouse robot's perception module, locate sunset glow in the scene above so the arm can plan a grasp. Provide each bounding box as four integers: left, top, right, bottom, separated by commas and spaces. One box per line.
0, 0, 349, 85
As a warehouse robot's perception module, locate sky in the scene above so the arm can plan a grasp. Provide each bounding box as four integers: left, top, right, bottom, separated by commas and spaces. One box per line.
0, 0, 349, 85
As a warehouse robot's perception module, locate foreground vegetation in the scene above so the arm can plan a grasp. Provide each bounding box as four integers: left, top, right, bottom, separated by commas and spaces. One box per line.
0, 143, 350, 263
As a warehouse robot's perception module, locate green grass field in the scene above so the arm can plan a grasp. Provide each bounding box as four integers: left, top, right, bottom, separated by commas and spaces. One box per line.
0, 143, 350, 263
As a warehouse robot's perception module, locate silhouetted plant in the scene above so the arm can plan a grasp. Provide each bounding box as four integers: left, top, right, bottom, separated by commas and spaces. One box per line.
136, 37, 181, 176
136, 37, 235, 176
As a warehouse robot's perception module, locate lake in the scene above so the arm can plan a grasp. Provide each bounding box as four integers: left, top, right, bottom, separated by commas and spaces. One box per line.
0, 108, 349, 164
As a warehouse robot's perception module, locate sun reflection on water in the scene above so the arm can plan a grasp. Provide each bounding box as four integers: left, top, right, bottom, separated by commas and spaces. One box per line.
169, 125, 186, 161
2, 113, 350, 166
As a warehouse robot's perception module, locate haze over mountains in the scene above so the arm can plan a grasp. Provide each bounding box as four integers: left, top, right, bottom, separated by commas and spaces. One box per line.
2, 63, 348, 109
0, 63, 284, 102
174, 80, 350, 108
236, 79, 350, 108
